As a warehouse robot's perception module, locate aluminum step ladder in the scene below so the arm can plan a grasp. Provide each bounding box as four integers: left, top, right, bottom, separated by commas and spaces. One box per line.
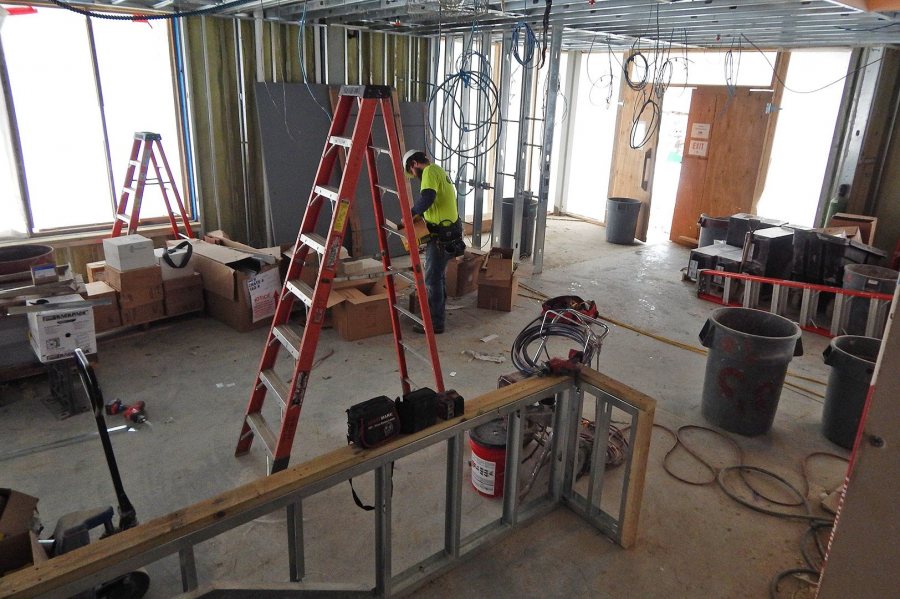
235, 85, 445, 474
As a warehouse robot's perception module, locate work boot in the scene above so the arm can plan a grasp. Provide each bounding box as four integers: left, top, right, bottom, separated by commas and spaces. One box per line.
414, 323, 444, 334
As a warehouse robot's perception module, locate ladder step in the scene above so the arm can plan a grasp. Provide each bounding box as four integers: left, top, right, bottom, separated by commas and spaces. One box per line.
314, 185, 339, 201
286, 279, 315, 307
399, 340, 431, 365
388, 268, 416, 285
329, 135, 352, 148
300, 233, 327, 255
245, 412, 277, 456
272, 324, 303, 360
370, 145, 391, 156
259, 368, 290, 407
116, 214, 131, 223
124, 186, 138, 194
383, 225, 405, 240
128, 160, 142, 167
376, 184, 397, 196
393, 304, 424, 326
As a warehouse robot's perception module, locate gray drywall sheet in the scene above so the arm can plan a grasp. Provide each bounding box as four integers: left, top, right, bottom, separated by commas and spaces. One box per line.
255, 82, 429, 257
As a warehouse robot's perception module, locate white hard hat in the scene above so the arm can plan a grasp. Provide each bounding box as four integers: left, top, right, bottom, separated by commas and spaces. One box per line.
402, 149, 421, 170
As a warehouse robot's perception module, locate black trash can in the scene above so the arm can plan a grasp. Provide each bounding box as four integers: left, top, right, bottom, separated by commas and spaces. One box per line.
605, 197, 642, 245
822, 336, 880, 449
699, 308, 803, 436
842, 264, 899, 336
500, 197, 538, 257
697, 214, 729, 248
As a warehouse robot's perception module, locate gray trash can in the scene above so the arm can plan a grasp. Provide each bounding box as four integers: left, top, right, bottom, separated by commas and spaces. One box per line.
699, 308, 803, 436
605, 197, 642, 245
500, 197, 538, 257
822, 336, 880, 449
842, 264, 898, 336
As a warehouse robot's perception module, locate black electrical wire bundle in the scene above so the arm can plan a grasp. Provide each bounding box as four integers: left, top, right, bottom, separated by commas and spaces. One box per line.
653, 424, 849, 598
427, 48, 501, 163
510, 314, 602, 375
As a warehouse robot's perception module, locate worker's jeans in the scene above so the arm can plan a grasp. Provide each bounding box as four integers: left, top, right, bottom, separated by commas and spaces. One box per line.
424, 238, 449, 328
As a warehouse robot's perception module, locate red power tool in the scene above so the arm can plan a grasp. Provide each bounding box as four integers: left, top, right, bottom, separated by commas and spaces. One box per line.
105, 399, 147, 424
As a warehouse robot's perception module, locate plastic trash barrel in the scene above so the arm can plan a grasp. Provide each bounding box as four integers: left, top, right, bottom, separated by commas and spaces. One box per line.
605, 197, 642, 245
822, 336, 880, 449
698, 214, 729, 248
468, 418, 507, 498
499, 197, 538, 257
842, 264, 899, 336
699, 308, 803, 436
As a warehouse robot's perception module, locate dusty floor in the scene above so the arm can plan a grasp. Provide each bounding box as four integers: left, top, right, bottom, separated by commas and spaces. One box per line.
1, 217, 848, 598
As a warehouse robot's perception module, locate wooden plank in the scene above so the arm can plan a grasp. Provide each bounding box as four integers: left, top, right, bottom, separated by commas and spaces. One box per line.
669, 88, 717, 243
0, 375, 569, 599
578, 368, 656, 549
669, 86, 771, 243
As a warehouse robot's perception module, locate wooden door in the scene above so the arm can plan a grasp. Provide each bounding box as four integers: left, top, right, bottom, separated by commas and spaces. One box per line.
669, 87, 773, 245
608, 83, 663, 242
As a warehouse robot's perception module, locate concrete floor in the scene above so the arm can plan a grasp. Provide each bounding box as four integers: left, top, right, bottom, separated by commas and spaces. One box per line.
1, 217, 848, 598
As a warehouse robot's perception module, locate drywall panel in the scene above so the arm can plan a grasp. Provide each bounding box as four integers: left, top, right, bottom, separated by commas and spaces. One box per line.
255, 82, 427, 256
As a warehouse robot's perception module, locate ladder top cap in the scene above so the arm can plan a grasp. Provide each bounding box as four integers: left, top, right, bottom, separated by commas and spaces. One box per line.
339, 85, 393, 99
135, 132, 162, 140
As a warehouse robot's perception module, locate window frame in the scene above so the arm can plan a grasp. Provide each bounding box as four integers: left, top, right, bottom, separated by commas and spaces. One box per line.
0, 8, 195, 240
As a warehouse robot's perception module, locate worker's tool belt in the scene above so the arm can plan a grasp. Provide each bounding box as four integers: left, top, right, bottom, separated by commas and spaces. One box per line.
427, 218, 466, 257
347, 395, 400, 449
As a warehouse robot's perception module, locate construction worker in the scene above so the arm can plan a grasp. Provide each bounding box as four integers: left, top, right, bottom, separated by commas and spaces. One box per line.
403, 149, 464, 335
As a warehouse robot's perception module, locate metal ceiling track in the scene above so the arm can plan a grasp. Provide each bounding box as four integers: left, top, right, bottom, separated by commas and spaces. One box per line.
61, 0, 900, 48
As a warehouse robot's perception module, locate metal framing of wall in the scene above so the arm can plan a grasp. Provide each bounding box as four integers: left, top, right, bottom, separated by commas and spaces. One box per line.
0, 369, 655, 599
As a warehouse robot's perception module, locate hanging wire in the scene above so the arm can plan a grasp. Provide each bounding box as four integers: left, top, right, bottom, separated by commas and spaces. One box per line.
512, 22, 538, 68
427, 27, 501, 163
48, 0, 258, 21
298, 2, 332, 120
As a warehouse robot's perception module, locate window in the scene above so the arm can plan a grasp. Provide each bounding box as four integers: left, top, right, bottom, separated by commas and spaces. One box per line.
0, 6, 187, 237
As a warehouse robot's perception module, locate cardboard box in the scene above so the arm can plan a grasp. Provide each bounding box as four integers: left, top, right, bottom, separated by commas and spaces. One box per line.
82, 281, 122, 333
389, 218, 431, 252
155, 246, 196, 281
102, 234, 156, 272
26, 294, 97, 362
828, 213, 877, 245
105, 265, 164, 307
0, 489, 38, 539
331, 282, 392, 340
446, 250, 482, 297
178, 239, 282, 332
477, 248, 518, 312
163, 273, 204, 316
86, 261, 107, 283
120, 301, 165, 327
0, 489, 45, 576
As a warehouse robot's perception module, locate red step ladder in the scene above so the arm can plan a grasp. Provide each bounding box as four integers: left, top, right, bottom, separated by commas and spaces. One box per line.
235, 85, 445, 474
110, 132, 195, 239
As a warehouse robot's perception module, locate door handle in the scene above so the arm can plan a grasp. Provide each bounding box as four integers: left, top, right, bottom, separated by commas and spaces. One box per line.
641, 148, 653, 191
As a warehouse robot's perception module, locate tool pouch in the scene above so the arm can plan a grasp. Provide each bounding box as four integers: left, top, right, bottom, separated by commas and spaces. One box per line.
435, 389, 464, 420
427, 219, 466, 257
395, 387, 438, 434
346, 395, 400, 448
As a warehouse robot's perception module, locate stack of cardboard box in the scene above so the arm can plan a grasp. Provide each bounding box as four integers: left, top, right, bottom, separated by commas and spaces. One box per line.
83, 281, 121, 332
446, 249, 483, 297
103, 235, 164, 327
155, 244, 203, 317
478, 248, 518, 311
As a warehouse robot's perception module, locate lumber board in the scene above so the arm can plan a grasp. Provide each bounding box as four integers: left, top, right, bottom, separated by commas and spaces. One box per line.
579, 368, 656, 549
0, 375, 569, 598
